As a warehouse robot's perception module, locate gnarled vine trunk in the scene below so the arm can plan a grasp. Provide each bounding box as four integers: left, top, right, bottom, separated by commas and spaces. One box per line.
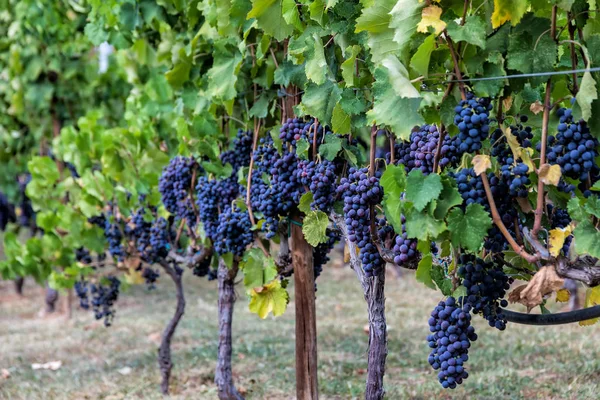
291, 211, 319, 400
45, 285, 59, 313
157, 262, 186, 395
215, 259, 244, 400
333, 213, 387, 400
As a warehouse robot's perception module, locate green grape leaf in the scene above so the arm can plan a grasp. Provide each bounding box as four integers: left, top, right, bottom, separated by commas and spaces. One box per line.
584, 195, 600, 219
341, 45, 361, 87
431, 264, 453, 296
282, 0, 303, 30
331, 103, 351, 134
380, 164, 406, 234
302, 210, 329, 246
208, 43, 243, 101
356, 0, 405, 62
405, 170, 443, 212
165, 57, 192, 89
576, 70, 598, 121
249, 279, 289, 318
473, 62, 507, 98
296, 138, 310, 160
299, 192, 314, 214
404, 207, 447, 241
249, 93, 271, 118
309, 0, 325, 24
28, 157, 60, 184
247, 0, 294, 40
318, 134, 343, 160
447, 203, 492, 252
274, 60, 307, 87
84, 20, 110, 46
416, 252, 435, 289
446, 16, 487, 49
573, 220, 600, 257
434, 177, 463, 220
241, 248, 279, 290
305, 34, 328, 85
410, 34, 436, 77
297, 81, 342, 127
367, 56, 423, 141
389, 0, 423, 53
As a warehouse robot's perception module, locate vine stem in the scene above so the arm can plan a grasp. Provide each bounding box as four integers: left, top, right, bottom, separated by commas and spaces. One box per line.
567, 13, 579, 95
444, 31, 467, 101
389, 133, 395, 164
369, 124, 377, 240
432, 123, 446, 173
532, 6, 557, 237
480, 173, 540, 264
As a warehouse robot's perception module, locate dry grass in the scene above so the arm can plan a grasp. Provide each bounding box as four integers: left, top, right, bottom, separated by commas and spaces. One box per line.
1, 265, 600, 399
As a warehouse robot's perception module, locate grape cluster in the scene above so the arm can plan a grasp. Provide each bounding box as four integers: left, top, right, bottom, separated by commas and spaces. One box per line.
0, 192, 16, 230
213, 207, 253, 256
74, 277, 121, 327
388, 125, 458, 174
142, 267, 160, 289
545, 107, 598, 184
451, 93, 492, 155
196, 176, 242, 239
458, 256, 510, 330
500, 161, 530, 198
427, 297, 477, 389
279, 117, 329, 148
391, 217, 418, 266
338, 168, 384, 277
192, 254, 213, 277
159, 156, 198, 226
18, 174, 36, 228
103, 214, 125, 260
313, 229, 340, 282
75, 247, 93, 264
220, 129, 253, 172
296, 159, 337, 212
453, 168, 487, 207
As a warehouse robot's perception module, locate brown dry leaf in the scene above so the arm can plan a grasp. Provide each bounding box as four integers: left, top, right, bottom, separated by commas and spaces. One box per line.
516, 197, 533, 213
503, 96, 513, 112
472, 155, 491, 176
1, 369, 10, 379
530, 101, 544, 115
508, 284, 528, 303
513, 266, 565, 311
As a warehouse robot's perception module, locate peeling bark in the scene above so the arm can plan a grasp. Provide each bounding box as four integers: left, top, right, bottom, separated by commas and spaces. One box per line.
215, 259, 244, 400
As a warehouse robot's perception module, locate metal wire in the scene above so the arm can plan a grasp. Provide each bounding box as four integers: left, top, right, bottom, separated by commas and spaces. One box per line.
442, 67, 600, 83
502, 305, 600, 325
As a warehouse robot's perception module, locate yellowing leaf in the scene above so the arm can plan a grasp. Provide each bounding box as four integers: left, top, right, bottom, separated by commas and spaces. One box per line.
520, 147, 535, 173
580, 286, 600, 326
539, 164, 562, 186
556, 288, 570, 303
472, 155, 491, 176
491, 0, 528, 28
502, 96, 513, 112
417, 5, 446, 35
124, 265, 145, 285
249, 279, 289, 319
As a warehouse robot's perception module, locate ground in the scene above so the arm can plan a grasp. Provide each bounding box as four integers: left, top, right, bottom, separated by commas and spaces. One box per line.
1, 264, 599, 400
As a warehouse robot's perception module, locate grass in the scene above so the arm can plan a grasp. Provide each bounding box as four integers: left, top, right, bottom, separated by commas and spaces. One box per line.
1, 264, 599, 399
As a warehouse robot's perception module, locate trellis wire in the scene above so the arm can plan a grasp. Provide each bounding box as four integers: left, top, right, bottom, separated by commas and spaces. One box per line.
442, 66, 600, 83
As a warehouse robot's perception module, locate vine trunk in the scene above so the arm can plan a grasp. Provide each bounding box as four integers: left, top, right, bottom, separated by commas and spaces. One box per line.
215, 259, 244, 400
157, 263, 186, 395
